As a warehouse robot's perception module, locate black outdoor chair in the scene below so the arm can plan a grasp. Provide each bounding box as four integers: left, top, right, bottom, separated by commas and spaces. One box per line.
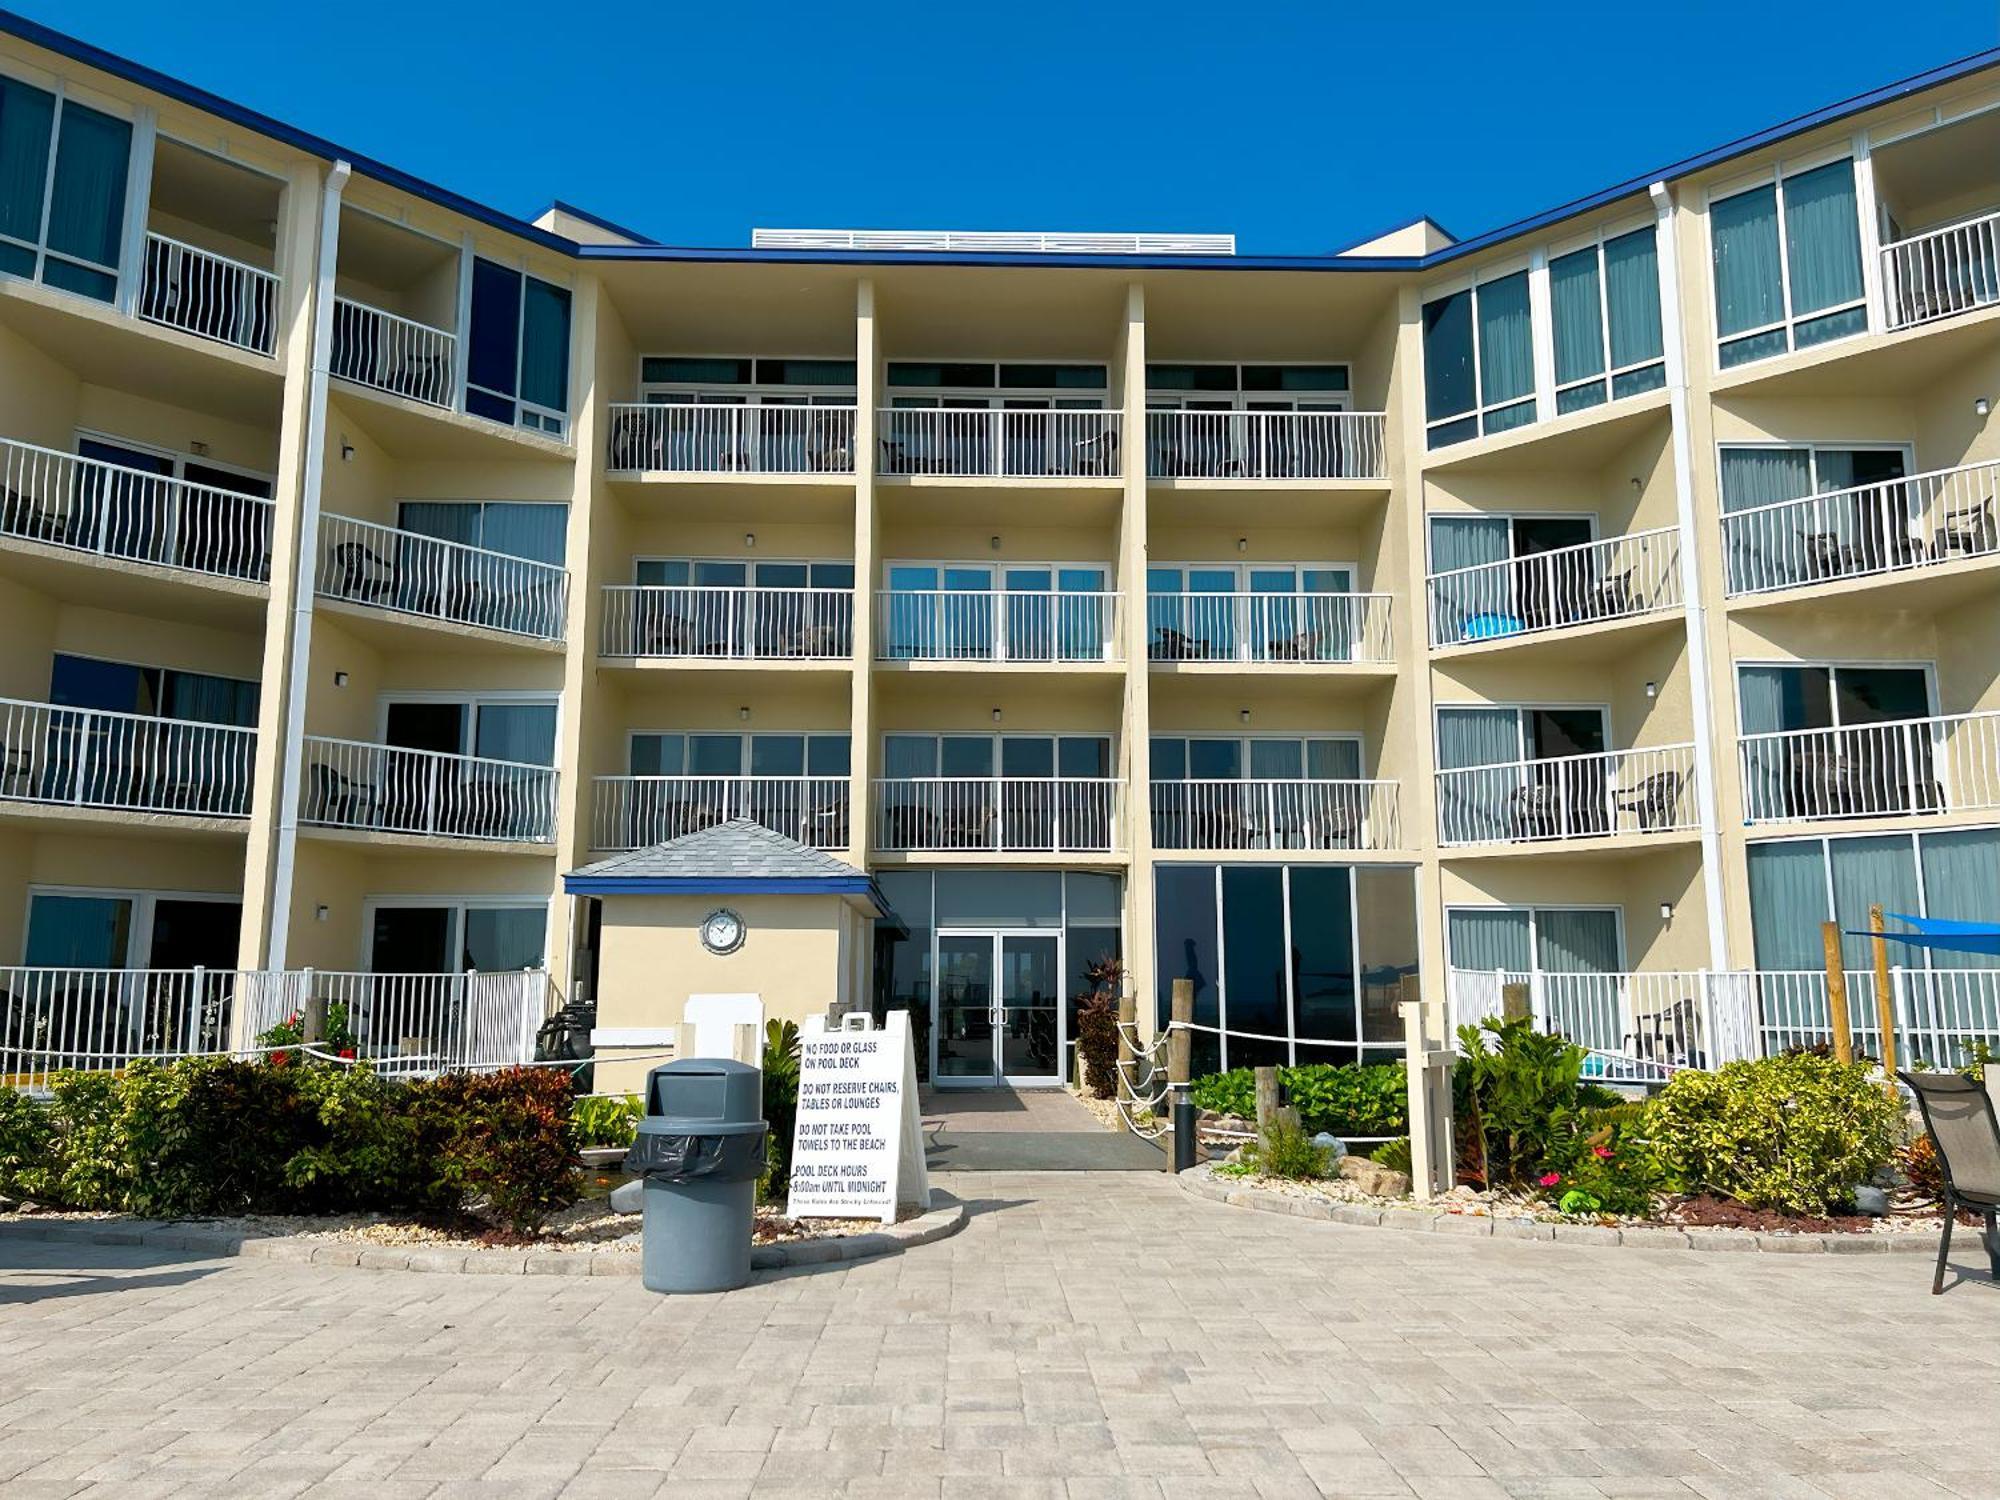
1616, 770, 1685, 832
1898, 1070, 2000, 1294
328, 540, 399, 602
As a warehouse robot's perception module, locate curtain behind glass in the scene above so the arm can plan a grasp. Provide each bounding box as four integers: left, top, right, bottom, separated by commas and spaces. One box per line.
1428, 515, 1510, 638
1830, 835, 1918, 970
1307, 739, 1363, 780
1720, 447, 1814, 590
1436, 707, 1519, 770
462, 907, 545, 971
472, 704, 557, 765
1919, 830, 2000, 972
1421, 289, 1475, 425
1476, 272, 1534, 415
25, 893, 133, 967
398, 502, 480, 547
1447, 909, 1532, 973
1711, 185, 1783, 338
1535, 909, 1620, 972
1549, 248, 1604, 387
44, 101, 129, 271
1604, 228, 1664, 370
0, 77, 54, 252
1746, 840, 1828, 970
162, 669, 258, 727
477, 502, 567, 565
520, 278, 571, 414
1783, 160, 1863, 317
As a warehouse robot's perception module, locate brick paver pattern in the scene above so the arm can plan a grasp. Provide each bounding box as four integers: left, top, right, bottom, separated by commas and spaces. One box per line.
2, 1170, 1996, 1499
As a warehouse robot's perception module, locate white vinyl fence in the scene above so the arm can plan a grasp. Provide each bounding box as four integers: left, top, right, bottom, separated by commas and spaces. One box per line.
1446, 968, 1762, 1083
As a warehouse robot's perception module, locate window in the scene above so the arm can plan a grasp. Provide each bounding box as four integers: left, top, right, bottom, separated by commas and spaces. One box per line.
887, 361, 1106, 395
24, 888, 240, 969
1423, 269, 1533, 447
465, 258, 572, 436
641, 356, 856, 389
1737, 661, 1935, 821
50, 652, 258, 725
1149, 736, 1362, 782
1152, 863, 1414, 1072
628, 731, 850, 778
1445, 906, 1626, 1053
1146, 563, 1357, 661
396, 501, 567, 567
881, 733, 1110, 779
368, 901, 546, 973
1550, 226, 1665, 413
1710, 159, 1866, 368
882, 561, 1109, 661
1717, 443, 1911, 592
382, 697, 558, 766
1147, 363, 1351, 402
0, 76, 131, 304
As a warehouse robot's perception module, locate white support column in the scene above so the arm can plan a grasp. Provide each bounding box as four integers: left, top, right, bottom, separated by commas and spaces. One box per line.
1851, 132, 1887, 335
114, 107, 155, 317
452, 232, 475, 412
1650, 180, 1730, 974
266, 160, 352, 971
1527, 247, 1557, 423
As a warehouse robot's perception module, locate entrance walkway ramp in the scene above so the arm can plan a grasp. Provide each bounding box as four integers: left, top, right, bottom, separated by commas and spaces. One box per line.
919, 1086, 1166, 1171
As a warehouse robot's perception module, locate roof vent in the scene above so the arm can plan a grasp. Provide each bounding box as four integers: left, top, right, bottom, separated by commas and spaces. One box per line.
751, 228, 1235, 256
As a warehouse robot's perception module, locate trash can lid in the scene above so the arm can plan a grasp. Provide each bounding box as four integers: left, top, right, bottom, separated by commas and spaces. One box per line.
642, 1055, 764, 1126
632, 1113, 767, 1140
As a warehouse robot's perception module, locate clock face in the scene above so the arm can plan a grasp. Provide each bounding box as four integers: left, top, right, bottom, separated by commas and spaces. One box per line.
700, 907, 745, 955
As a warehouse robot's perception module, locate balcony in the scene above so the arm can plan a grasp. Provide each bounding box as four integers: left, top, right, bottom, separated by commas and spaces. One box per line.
1738, 710, 2000, 825
0, 697, 253, 820
1881, 207, 2000, 332
1721, 457, 1999, 598
1445, 968, 1756, 1079
1150, 778, 1400, 852
301, 736, 557, 844
1435, 743, 1697, 847
872, 777, 1123, 853
876, 589, 1119, 664
602, 585, 852, 661
1146, 410, 1387, 481
329, 297, 456, 409
317, 514, 568, 642
1146, 591, 1393, 664
1426, 528, 1681, 650
877, 409, 1121, 479
605, 404, 857, 475
592, 775, 849, 851
0, 437, 274, 584
138, 233, 278, 356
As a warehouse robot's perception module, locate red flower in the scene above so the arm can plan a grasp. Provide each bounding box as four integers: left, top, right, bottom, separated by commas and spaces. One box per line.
1593, 1145, 1615, 1159
1538, 1172, 1562, 1188
271, 1049, 290, 1067
338, 1047, 357, 1060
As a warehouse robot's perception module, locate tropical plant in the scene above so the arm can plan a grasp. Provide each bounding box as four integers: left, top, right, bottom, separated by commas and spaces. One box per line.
1073, 956, 1125, 1101
761, 1019, 802, 1192
1452, 1016, 1592, 1191
570, 1093, 642, 1149
256, 1000, 359, 1058
1642, 1052, 1899, 1215
1248, 1115, 1335, 1181
1189, 1062, 1406, 1138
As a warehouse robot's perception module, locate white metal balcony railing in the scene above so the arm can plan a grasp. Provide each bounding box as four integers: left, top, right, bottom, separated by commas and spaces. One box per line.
605, 403, 857, 475
876, 590, 1119, 663
601, 585, 853, 660
873, 776, 1122, 853
1738, 709, 2000, 824
1435, 743, 1698, 846
593, 775, 850, 851
1146, 410, 1388, 481
0, 696, 254, 818
0, 967, 554, 1091
1147, 591, 1393, 664
329, 297, 456, 409
1721, 457, 2000, 596
1445, 968, 1763, 1080
0, 436, 274, 582
877, 408, 1122, 479
138, 232, 278, 355
1880, 207, 2000, 331
301, 736, 557, 843
318, 513, 568, 640
1750, 967, 2000, 1071
1150, 779, 1401, 852
1426, 528, 1682, 649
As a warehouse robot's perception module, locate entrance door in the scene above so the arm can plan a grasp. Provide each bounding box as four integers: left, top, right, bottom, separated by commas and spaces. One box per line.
931, 931, 1064, 1087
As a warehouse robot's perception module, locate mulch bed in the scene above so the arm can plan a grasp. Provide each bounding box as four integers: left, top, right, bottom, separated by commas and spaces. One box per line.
1664, 1197, 1874, 1235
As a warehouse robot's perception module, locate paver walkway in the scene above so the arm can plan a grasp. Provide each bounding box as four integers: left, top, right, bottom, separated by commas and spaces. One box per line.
1, 1170, 1996, 1499
920, 1088, 1165, 1170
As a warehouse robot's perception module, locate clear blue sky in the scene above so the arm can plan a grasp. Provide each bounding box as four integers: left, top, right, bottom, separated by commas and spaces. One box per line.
26, 0, 2000, 254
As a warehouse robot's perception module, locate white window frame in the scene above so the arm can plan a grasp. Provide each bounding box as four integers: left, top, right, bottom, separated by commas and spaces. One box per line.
375, 690, 562, 764
636, 555, 854, 588
1421, 257, 1538, 447
884, 358, 1110, 412
359, 894, 553, 974
1545, 216, 1668, 414
1432, 701, 1616, 766
463, 255, 573, 438
1711, 439, 1917, 506
624, 728, 853, 777
0, 61, 141, 305
1142, 361, 1354, 412
879, 731, 1116, 778
20, 884, 240, 968
1148, 732, 1367, 781
1733, 657, 1939, 731
74, 427, 275, 492
638, 353, 858, 408
1704, 149, 1869, 370
1442, 902, 1630, 976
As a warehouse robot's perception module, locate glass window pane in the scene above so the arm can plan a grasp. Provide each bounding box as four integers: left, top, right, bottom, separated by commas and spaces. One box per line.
519, 277, 572, 413
1746, 841, 1829, 970
1355, 867, 1418, 1045
1783, 159, 1863, 318
939, 736, 992, 776
1248, 739, 1303, 779
629, 733, 682, 775
1154, 865, 1221, 1074
0, 77, 54, 246
1446, 909, 1532, 972
1221, 866, 1287, 1046
1422, 289, 1475, 424
1000, 737, 1054, 777
1549, 247, 1605, 387
687, 734, 743, 774
1711, 184, 1783, 338
1056, 737, 1110, 777
1064, 871, 1121, 924
1187, 739, 1241, 779
1830, 835, 1918, 970
935, 869, 1062, 927
463, 906, 545, 971
1150, 737, 1187, 780
749, 734, 805, 775
1476, 271, 1533, 411
473, 703, 557, 765
1603, 226, 1664, 369
44, 101, 128, 272
1289, 866, 1355, 1043
805, 735, 850, 776
26, 893, 132, 967
467, 258, 523, 403
883, 734, 937, 778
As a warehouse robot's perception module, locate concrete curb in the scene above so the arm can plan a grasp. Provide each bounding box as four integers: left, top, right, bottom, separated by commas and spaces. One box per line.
1180, 1166, 1944, 1255
0, 1193, 968, 1277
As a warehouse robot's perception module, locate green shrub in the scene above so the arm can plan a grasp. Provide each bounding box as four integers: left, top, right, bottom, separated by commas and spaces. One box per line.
1075, 993, 1120, 1101
0, 1086, 54, 1199
1642, 1052, 1899, 1215
412, 1068, 580, 1234
761, 1019, 802, 1195
1249, 1116, 1334, 1181
1452, 1016, 1593, 1191
255, 1002, 359, 1056
571, 1093, 641, 1149
1189, 1062, 1406, 1137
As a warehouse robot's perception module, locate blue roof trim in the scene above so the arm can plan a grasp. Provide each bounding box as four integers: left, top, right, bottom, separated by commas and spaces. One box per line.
5, 10, 1997, 275
541, 199, 658, 247
0, 8, 578, 257
563, 873, 882, 902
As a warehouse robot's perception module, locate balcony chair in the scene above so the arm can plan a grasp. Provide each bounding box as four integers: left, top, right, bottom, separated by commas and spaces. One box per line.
1625, 994, 1701, 1069
608, 409, 662, 471
308, 761, 375, 826
1931, 498, 1998, 560
1897, 1070, 2000, 1294
1267, 627, 1327, 662
1150, 625, 1212, 660
328, 540, 400, 603
1071, 428, 1119, 477
1584, 568, 1636, 621
1, 485, 76, 546
937, 799, 997, 850
881, 801, 936, 850
807, 415, 853, 472
1615, 769, 1684, 832
1302, 799, 1362, 850
1799, 530, 1859, 581
797, 799, 850, 850
1, 744, 36, 800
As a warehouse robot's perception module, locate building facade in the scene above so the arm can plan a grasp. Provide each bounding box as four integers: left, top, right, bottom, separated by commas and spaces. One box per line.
1, 13, 1998, 1086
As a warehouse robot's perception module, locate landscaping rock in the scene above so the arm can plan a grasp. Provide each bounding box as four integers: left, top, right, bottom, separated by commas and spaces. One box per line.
608, 1179, 643, 1215
1852, 1185, 1889, 1217
1336, 1156, 1410, 1198
1310, 1132, 1349, 1160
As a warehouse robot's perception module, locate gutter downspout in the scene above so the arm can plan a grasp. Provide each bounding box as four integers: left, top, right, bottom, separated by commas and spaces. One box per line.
267, 158, 351, 969
1650, 180, 1729, 973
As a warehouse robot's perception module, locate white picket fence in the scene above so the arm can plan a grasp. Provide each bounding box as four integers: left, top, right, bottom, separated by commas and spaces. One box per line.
1, 968, 554, 1091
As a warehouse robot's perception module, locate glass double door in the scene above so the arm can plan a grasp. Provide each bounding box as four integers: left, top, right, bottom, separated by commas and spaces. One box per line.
932, 931, 1063, 1087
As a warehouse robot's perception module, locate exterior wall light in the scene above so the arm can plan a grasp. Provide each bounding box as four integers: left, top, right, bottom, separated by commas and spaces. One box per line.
315, 905, 330, 922
744, 532, 755, 548
1644, 680, 1658, 699
1239, 708, 1251, 724
339, 439, 354, 461
991, 708, 1002, 724
1658, 902, 1673, 922
1978, 397, 1992, 418
333, 671, 349, 687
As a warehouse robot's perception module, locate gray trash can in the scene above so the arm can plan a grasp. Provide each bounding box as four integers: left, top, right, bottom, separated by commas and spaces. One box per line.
622, 1057, 768, 1293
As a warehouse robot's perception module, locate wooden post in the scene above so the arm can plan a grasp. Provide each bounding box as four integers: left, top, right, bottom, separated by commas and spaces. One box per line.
1167, 977, 1193, 1170
1869, 905, 1898, 1085
1114, 993, 1135, 1136
302, 995, 327, 1047
1253, 1066, 1280, 1130
1401, 985, 1455, 1202
1821, 920, 1853, 1064
1500, 981, 1531, 1024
